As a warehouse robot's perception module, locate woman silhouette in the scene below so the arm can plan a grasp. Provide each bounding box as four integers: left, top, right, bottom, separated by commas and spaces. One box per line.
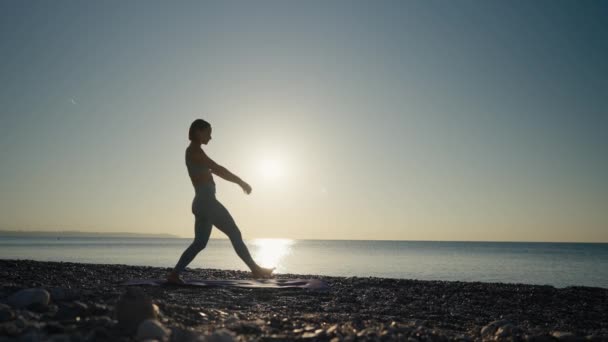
167, 119, 275, 284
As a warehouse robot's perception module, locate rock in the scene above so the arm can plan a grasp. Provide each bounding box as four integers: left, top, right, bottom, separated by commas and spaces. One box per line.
0, 304, 15, 322
7, 288, 50, 309
136, 319, 170, 341
115, 288, 157, 334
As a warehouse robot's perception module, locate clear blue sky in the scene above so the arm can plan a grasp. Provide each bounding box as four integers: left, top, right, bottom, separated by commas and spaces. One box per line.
1, 0, 606, 242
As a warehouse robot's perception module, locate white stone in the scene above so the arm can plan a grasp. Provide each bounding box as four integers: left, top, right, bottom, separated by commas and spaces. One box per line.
551, 331, 577, 341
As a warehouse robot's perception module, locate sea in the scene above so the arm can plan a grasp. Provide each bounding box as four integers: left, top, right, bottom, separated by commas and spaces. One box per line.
1, 236, 607, 289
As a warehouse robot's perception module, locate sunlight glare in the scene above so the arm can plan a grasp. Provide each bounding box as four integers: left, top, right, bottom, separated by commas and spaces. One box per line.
251, 238, 294, 270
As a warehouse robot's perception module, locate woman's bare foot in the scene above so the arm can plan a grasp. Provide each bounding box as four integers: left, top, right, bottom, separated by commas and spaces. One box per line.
251, 266, 276, 279
166, 270, 185, 285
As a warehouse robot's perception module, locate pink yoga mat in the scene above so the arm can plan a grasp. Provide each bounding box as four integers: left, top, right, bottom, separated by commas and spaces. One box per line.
122, 278, 330, 290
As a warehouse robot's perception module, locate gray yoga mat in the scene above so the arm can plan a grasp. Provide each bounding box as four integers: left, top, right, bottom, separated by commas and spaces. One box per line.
122, 278, 330, 290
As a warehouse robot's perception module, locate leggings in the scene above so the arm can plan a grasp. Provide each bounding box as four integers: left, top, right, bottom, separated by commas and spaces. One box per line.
173, 183, 258, 273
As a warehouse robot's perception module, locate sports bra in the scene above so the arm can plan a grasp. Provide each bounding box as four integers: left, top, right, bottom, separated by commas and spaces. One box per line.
185, 149, 210, 179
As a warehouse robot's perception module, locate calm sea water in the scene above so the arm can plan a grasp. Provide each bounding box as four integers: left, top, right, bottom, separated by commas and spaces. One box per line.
1, 237, 607, 288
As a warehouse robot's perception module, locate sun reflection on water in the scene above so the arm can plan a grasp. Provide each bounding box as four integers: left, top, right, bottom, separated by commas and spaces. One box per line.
251, 238, 294, 271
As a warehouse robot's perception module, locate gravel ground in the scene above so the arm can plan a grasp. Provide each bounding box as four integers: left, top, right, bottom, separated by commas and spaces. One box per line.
0, 259, 607, 341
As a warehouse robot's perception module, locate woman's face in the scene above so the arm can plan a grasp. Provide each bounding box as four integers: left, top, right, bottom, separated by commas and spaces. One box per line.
197, 126, 212, 144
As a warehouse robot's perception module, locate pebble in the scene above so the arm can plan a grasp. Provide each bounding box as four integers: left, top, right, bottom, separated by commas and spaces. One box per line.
115, 288, 157, 334
326, 324, 339, 335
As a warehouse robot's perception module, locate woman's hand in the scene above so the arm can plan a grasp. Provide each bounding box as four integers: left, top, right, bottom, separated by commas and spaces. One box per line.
240, 181, 252, 195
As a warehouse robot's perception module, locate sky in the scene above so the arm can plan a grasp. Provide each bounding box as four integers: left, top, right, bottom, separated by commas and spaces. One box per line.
0, 0, 606, 242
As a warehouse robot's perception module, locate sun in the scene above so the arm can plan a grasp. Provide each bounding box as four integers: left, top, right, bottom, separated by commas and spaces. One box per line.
257, 158, 284, 180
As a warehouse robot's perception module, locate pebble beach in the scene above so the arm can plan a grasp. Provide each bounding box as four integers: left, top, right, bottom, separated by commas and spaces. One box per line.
1, 259, 607, 341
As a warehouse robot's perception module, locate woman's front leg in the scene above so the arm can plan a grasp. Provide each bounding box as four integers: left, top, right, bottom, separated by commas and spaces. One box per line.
211, 200, 275, 278
211, 200, 261, 270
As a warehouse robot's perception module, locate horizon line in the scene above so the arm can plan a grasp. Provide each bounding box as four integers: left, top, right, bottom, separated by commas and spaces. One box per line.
0, 229, 605, 244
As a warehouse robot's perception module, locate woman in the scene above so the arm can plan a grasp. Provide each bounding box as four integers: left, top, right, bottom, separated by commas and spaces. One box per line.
166, 119, 275, 284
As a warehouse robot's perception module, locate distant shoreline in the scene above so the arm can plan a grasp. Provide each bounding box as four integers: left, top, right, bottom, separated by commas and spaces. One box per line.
0, 230, 180, 239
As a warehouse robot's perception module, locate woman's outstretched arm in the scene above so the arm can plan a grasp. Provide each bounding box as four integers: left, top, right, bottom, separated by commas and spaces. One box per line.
212, 165, 243, 185
196, 150, 251, 193
213, 166, 251, 194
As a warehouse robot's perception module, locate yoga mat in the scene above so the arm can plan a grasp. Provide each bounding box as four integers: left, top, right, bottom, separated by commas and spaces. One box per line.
122, 278, 330, 290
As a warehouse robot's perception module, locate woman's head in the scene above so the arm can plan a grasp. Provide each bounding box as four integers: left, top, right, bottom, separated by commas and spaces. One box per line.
189, 119, 212, 144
